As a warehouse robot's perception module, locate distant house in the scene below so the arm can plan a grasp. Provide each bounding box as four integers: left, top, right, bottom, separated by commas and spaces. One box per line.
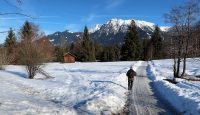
63, 52, 76, 63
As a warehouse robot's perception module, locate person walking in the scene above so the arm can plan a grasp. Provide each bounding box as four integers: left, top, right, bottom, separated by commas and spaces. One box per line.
126, 66, 136, 90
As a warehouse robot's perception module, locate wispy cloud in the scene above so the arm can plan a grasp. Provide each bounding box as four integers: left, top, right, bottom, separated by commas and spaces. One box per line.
105, 0, 124, 10
34, 21, 65, 25
0, 17, 31, 20
0, 15, 58, 20
65, 24, 81, 32
82, 13, 159, 24
97, 14, 160, 18
84, 14, 159, 20
37, 15, 59, 18
82, 0, 125, 22
85, 13, 95, 22
81, 13, 97, 23
44, 30, 54, 35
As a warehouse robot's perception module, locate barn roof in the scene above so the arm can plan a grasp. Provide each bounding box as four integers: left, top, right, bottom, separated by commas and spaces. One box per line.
64, 52, 76, 58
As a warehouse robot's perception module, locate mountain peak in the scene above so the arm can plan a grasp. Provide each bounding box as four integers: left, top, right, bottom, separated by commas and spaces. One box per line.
90, 18, 156, 34
160, 26, 171, 32
89, 24, 102, 33
107, 18, 131, 25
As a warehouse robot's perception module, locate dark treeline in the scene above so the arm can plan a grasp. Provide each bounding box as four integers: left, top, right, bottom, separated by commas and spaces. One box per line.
56, 20, 165, 62
2, 16, 199, 65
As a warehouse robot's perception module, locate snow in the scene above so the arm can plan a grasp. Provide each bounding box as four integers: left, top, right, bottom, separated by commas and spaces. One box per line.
90, 18, 156, 34
90, 19, 170, 34
1, 59, 200, 114
49, 39, 55, 42
0, 61, 138, 114
107, 18, 155, 32
89, 24, 102, 33
160, 26, 171, 32
134, 20, 155, 31
147, 59, 200, 115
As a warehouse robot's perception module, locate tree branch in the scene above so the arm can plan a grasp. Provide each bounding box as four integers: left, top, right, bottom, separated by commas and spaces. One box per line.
0, 12, 35, 19
3, 0, 21, 9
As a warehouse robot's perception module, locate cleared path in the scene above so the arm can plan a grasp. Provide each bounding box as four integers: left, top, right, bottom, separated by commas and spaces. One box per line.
123, 62, 178, 115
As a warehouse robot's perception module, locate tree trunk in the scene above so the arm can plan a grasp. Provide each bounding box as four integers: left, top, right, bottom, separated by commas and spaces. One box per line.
176, 36, 182, 78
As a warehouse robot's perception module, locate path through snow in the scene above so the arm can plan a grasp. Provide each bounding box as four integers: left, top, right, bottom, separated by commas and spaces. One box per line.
123, 61, 178, 115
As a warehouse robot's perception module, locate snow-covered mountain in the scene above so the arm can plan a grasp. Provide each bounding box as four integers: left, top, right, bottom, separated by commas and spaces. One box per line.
90, 19, 160, 45
90, 18, 155, 34
47, 30, 82, 46
48, 18, 169, 46
89, 24, 102, 33
160, 26, 171, 32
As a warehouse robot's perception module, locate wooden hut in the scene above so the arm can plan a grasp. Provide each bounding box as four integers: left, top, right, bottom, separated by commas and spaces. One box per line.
63, 52, 76, 63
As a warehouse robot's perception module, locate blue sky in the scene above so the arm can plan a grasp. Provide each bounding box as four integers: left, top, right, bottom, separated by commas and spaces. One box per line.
0, 0, 184, 43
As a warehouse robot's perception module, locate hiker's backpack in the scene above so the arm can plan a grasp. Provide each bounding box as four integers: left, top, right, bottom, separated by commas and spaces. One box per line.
127, 69, 136, 78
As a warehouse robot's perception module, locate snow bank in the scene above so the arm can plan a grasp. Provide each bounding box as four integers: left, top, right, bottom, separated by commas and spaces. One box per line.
148, 59, 200, 115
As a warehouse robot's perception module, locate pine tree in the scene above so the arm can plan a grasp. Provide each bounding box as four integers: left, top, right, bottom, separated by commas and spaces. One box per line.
102, 50, 108, 61
94, 42, 103, 61
55, 46, 64, 62
132, 27, 142, 60
20, 21, 34, 43
151, 26, 163, 59
101, 47, 109, 61
4, 28, 17, 54
69, 42, 75, 54
113, 45, 120, 61
90, 41, 96, 61
142, 38, 151, 61
120, 20, 141, 61
81, 26, 96, 61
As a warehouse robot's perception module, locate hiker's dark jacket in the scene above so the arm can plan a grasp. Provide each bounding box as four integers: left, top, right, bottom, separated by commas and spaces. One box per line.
126, 69, 136, 80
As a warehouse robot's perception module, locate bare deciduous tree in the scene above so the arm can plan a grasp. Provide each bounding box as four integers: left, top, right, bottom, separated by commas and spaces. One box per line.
164, 1, 199, 80
0, 48, 13, 70
18, 21, 52, 79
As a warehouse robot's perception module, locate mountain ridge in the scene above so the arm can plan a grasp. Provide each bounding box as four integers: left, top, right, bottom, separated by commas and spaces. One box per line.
47, 18, 169, 46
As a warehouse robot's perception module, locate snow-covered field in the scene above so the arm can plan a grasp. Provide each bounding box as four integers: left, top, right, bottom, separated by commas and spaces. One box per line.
0, 59, 200, 115
0, 61, 137, 114
148, 59, 200, 115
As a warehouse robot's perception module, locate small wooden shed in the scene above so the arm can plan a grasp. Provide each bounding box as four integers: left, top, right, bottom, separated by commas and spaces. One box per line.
63, 52, 76, 63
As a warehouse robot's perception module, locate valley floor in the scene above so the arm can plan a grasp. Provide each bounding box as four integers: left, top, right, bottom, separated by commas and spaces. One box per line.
0, 59, 200, 115
0, 62, 133, 114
